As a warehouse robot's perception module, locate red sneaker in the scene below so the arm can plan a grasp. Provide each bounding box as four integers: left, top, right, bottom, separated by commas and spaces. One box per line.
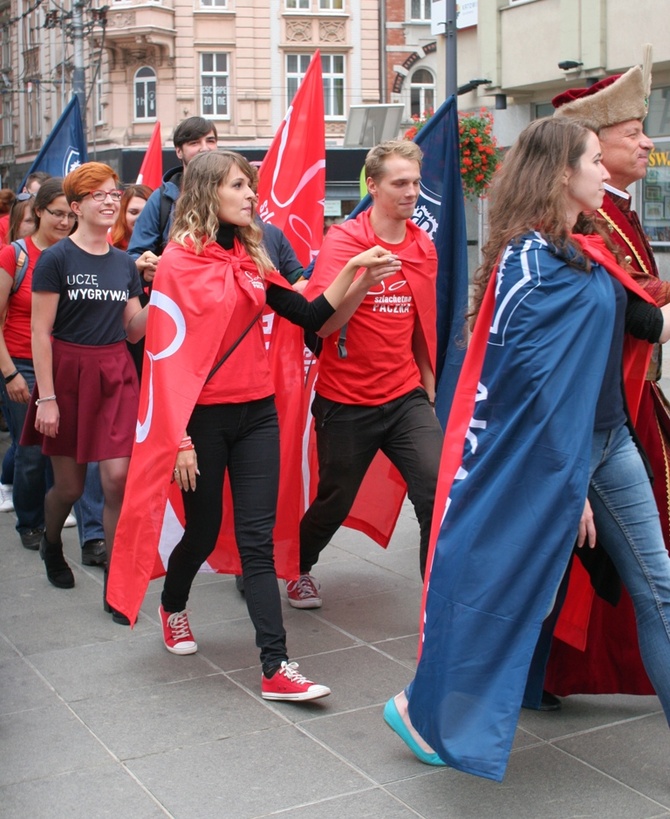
286, 573, 322, 609
158, 605, 198, 655
261, 661, 331, 701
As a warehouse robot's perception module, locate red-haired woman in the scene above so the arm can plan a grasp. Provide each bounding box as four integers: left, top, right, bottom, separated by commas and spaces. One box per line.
109, 184, 152, 251
26, 162, 147, 621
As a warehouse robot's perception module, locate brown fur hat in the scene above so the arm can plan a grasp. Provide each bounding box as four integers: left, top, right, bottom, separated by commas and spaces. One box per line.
552, 45, 652, 130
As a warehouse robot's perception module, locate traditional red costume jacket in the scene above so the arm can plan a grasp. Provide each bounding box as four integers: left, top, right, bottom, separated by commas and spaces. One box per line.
546, 194, 670, 696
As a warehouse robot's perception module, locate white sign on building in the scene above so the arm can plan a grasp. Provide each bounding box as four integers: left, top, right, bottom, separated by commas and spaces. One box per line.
431, 0, 478, 36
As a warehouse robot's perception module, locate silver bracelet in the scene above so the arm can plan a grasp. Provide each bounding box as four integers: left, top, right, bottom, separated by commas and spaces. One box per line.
35, 395, 56, 405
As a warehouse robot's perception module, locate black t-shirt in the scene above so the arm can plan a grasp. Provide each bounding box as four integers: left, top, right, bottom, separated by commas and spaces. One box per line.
32, 238, 143, 346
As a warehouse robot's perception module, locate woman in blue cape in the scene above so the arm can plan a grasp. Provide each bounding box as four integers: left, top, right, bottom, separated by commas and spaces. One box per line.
384, 117, 670, 780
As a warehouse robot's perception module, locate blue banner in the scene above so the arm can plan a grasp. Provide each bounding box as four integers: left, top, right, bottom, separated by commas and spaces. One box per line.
20, 96, 87, 189
350, 97, 469, 426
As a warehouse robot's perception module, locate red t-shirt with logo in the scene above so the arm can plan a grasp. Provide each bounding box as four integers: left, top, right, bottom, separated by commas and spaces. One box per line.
307, 210, 437, 406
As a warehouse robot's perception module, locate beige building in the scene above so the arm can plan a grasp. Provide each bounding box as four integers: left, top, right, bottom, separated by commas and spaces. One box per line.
0, 0, 390, 185
441, 0, 670, 271
2, 0, 670, 248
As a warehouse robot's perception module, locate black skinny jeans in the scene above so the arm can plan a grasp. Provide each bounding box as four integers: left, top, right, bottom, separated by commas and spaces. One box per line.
161, 397, 287, 674
300, 387, 443, 577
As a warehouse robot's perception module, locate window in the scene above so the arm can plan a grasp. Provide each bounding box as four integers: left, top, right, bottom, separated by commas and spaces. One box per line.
410, 68, 434, 119
286, 0, 309, 8
287, 52, 344, 117
200, 53, 229, 118
93, 68, 106, 126
2, 95, 12, 146
410, 0, 430, 20
646, 87, 670, 138
322, 53, 344, 117
134, 66, 156, 121
200, 0, 227, 7
25, 81, 40, 141
319, 0, 343, 9
286, 53, 311, 107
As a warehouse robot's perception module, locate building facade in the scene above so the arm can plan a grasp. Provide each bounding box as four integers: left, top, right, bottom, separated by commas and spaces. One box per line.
4, 0, 669, 256
0, 0, 448, 189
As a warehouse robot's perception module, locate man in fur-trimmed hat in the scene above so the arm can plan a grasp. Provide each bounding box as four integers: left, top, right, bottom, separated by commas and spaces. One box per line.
541, 48, 670, 704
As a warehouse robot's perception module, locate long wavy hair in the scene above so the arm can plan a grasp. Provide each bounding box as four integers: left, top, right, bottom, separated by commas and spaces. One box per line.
109, 184, 152, 249
170, 151, 272, 273
472, 117, 596, 319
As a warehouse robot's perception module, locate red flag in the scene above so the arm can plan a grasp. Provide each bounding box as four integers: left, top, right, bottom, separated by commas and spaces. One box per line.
257, 51, 325, 267
136, 121, 163, 190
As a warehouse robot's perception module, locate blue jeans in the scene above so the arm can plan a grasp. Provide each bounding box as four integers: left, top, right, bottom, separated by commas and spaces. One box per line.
0, 358, 51, 534
1, 439, 15, 484
589, 424, 670, 721
74, 462, 105, 544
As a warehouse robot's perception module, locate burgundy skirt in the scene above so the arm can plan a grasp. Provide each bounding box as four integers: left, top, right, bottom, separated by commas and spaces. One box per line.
22, 339, 139, 463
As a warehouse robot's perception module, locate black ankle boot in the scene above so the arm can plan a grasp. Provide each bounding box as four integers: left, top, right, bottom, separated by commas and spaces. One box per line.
103, 568, 130, 626
39, 535, 74, 589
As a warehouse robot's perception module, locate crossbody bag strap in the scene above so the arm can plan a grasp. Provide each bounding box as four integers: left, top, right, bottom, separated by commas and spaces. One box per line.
205, 308, 264, 384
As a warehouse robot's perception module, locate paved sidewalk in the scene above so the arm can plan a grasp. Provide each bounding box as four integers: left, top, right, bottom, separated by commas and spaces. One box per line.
1, 434, 669, 818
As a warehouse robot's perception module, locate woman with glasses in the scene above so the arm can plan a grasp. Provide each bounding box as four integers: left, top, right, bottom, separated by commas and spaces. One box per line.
24, 163, 147, 622
0, 179, 76, 551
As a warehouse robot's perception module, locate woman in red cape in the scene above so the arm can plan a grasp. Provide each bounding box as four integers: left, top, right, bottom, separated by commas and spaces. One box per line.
109, 151, 401, 701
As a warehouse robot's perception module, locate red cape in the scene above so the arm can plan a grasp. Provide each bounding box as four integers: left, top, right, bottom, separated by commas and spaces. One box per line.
107, 239, 303, 625
546, 236, 655, 669
545, 206, 667, 695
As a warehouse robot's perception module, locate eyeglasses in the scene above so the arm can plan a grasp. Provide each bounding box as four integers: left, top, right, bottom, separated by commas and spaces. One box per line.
44, 206, 77, 221
87, 189, 123, 202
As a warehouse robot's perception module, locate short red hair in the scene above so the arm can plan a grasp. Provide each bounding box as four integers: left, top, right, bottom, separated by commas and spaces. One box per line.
63, 162, 119, 203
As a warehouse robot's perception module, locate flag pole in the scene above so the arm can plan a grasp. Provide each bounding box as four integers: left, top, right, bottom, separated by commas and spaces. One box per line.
445, 0, 458, 99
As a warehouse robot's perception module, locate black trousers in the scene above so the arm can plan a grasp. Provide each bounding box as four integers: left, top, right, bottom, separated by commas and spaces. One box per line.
161, 397, 287, 673
300, 388, 443, 577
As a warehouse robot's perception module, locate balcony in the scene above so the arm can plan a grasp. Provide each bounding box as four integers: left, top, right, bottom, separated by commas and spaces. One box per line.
97, 3, 176, 65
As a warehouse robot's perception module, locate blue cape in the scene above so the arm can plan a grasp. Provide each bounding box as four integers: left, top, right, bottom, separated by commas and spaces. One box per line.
408, 233, 615, 780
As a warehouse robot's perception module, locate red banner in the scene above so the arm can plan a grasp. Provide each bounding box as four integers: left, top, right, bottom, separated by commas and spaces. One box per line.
257, 51, 325, 268
136, 121, 163, 190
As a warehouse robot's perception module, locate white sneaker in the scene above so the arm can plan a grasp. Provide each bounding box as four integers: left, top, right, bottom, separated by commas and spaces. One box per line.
0, 483, 14, 512
64, 511, 76, 528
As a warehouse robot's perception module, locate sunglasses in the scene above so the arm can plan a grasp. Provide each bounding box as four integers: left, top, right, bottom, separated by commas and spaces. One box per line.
16, 192, 34, 202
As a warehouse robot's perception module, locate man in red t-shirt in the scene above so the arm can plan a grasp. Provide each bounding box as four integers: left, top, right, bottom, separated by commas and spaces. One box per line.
288, 140, 443, 608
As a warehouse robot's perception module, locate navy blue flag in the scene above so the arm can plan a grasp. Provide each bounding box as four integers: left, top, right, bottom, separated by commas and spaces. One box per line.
20, 96, 87, 190
349, 96, 468, 426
